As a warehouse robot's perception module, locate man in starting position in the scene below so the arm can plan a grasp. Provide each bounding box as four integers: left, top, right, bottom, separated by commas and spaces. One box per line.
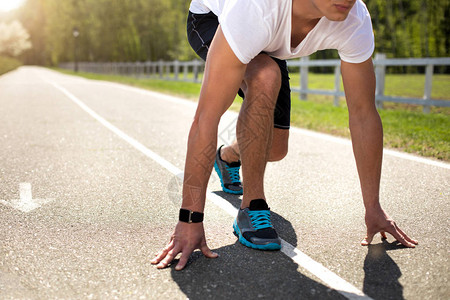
152, 0, 418, 271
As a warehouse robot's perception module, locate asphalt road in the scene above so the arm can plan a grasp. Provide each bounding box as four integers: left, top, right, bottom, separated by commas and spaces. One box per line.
0, 66, 449, 300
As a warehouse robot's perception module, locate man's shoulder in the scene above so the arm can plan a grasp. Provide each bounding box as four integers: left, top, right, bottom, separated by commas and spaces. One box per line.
334, 0, 375, 63
347, 0, 371, 25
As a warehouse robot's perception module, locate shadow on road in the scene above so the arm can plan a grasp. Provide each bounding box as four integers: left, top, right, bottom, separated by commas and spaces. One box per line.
212, 191, 299, 247
171, 242, 346, 300
170, 192, 347, 299
363, 239, 405, 300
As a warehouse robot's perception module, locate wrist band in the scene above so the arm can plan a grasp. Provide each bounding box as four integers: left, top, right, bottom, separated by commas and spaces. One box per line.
179, 208, 204, 223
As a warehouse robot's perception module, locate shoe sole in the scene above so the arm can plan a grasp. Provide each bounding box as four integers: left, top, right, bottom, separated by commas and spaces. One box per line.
214, 161, 243, 195
233, 220, 281, 251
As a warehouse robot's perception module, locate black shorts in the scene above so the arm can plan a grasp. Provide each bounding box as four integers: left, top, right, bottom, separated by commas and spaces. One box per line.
187, 11, 291, 130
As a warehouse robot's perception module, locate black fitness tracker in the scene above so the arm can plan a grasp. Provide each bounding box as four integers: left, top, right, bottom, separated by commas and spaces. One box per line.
179, 208, 204, 223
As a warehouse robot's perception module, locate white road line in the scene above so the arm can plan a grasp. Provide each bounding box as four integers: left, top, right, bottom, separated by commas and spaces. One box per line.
93, 79, 450, 170
45, 77, 372, 300
291, 127, 450, 170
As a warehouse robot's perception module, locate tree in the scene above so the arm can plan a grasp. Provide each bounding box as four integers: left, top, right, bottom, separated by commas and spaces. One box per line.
7, 0, 449, 66
0, 20, 32, 57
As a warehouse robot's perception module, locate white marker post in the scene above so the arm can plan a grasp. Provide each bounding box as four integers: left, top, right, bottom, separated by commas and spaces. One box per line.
0, 183, 53, 213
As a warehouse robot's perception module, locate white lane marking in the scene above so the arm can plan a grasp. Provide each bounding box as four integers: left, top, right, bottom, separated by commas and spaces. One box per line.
281, 242, 370, 300
291, 127, 450, 170
45, 78, 371, 300
47, 80, 181, 176
92, 79, 450, 170
0, 183, 53, 213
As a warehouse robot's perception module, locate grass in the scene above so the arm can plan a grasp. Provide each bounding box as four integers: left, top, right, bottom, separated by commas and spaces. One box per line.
290, 96, 449, 160
289, 73, 450, 101
0, 56, 22, 75
56, 70, 203, 100
54, 68, 450, 161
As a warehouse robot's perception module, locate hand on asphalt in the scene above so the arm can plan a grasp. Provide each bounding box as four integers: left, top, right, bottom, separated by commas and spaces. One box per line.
151, 221, 218, 271
361, 206, 418, 248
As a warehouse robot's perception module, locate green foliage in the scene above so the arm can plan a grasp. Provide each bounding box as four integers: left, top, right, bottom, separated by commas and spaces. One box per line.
365, 0, 449, 59
0, 55, 22, 75
7, 0, 448, 66
14, 0, 195, 65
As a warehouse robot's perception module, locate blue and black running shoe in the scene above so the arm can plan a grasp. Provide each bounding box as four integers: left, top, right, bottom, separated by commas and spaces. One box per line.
214, 145, 243, 195
233, 199, 281, 250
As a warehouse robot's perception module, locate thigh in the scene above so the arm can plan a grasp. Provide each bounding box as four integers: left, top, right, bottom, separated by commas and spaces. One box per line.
239, 56, 291, 130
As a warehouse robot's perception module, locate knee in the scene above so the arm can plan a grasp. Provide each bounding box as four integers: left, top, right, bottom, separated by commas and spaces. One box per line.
243, 56, 281, 97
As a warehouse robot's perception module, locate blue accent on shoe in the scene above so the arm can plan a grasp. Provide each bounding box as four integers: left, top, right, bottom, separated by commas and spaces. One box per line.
248, 210, 273, 230
233, 220, 281, 250
226, 165, 240, 184
214, 160, 243, 195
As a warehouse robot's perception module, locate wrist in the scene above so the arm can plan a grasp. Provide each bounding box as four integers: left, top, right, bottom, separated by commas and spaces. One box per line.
364, 201, 382, 211
179, 208, 204, 223
363, 195, 382, 210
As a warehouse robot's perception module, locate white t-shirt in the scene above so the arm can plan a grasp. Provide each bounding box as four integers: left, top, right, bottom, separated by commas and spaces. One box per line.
189, 0, 374, 64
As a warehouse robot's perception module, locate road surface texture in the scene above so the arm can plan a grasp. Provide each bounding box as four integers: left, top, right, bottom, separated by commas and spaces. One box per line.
1, 66, 449, 300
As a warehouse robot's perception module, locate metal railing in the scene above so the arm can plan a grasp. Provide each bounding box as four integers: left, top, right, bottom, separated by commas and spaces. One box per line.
60, 55, 450, 113
288, 54, 450, 113
60, 60, 205, 82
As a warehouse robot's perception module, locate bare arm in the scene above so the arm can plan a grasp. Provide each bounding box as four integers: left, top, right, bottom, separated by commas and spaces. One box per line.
151, 27, 247, 270
341, 58, 418, 247
182, 26, 247, 212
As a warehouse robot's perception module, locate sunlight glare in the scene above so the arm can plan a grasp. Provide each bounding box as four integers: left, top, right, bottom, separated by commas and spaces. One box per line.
0, 0, 26, 12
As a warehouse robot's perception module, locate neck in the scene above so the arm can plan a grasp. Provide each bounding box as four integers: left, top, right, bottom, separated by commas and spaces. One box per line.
292, 0, 324, 21
290, 0, 323, 47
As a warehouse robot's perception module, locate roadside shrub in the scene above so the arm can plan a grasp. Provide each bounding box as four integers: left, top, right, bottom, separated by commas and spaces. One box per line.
0, 55, 22, 75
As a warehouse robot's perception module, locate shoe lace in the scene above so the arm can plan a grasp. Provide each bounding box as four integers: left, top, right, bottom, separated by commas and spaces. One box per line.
248, 210, 273, 230
225, 165, 241, 183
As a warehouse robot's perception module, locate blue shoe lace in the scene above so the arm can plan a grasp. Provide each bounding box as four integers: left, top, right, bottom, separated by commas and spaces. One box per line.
225, 165, 241, 183
248, 210, 273, 230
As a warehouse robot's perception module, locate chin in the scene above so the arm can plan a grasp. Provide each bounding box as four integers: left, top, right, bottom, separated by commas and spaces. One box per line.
326, 13, 350, 22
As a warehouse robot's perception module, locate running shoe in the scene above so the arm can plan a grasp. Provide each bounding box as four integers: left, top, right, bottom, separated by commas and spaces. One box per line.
214, 145, 243, 195
233, 199, 281, 250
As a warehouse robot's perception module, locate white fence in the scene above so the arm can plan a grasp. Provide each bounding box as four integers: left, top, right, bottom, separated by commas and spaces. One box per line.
60, 55, 450, 113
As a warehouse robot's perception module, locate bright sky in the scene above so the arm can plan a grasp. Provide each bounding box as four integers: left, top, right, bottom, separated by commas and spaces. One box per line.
0, 0, 26, 12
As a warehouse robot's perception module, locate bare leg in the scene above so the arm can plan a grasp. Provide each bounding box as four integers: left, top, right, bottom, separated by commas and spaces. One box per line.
221, 128, 289, 163
220, 142, 240, 162
235, 54, 282, 208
